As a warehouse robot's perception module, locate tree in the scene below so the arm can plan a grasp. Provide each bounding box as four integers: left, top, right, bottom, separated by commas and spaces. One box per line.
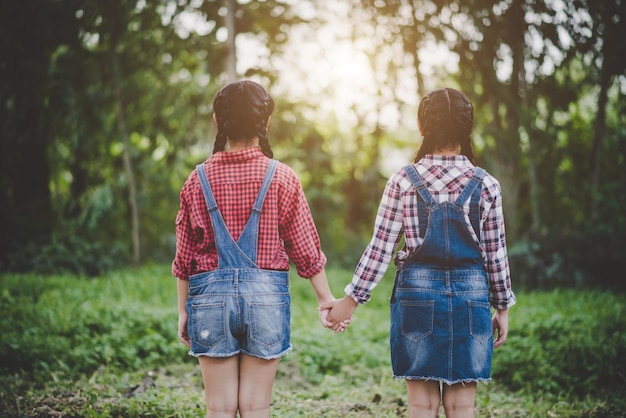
0, 0, 83, 262
580, 0, 626, 220
0, 0, 307, 272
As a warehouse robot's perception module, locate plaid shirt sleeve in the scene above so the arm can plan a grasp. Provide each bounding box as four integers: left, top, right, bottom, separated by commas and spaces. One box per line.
482, 177, 516, 309
172, 172, 196, 280
278, 167, 327, 278
345, 173, 405, 303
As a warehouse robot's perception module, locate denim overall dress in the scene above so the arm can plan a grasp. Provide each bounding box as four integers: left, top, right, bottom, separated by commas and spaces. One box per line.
390, 165, 493, 383
186, 159, 292, 360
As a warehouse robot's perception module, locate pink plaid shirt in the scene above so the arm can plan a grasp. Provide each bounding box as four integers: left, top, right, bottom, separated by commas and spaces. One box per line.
172, 147, 326, 280
346, 155, 516, 310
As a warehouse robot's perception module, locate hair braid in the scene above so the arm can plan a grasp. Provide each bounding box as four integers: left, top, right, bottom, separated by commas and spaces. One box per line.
211, 80, 275, 157
212, 130, 228, 154
414, 88, 475, 164
257, 96, 274, 158
212, 89, 228, 154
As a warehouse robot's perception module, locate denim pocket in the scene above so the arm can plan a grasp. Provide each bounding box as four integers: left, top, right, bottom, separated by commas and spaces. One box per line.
248, 301, 289, 348
400, 300, 434, 343
468, 301, 492, 344
190, 302, 227, 349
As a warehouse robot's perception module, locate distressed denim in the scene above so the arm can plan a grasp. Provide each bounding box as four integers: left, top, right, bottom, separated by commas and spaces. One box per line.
186, 160, 292, 359
390, 267, 492, 383
187, 268, 291, 359
389, 165, 493, 384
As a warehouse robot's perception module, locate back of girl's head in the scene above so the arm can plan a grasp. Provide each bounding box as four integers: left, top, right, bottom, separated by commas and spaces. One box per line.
212, 80, 275, 158
414, 88, 475, 163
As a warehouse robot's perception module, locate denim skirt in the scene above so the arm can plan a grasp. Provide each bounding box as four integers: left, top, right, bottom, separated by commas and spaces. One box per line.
390, 266, 493, 384
186, 268, 292, 360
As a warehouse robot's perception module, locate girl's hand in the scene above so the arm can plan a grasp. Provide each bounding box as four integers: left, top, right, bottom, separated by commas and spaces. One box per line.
319, 300, 352, 332
492, 309, 509, 348
318, 305, 333, 328
178, 312, 191, 348
320, 296, 358, 333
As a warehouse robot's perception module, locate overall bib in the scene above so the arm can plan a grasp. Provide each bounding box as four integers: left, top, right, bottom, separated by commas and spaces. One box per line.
186, 160, 292, 360
390, 165, 493, 384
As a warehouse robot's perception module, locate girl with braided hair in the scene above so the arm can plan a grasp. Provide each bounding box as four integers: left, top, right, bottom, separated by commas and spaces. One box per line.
173, 80, 346, 417
322, 88, 516, 417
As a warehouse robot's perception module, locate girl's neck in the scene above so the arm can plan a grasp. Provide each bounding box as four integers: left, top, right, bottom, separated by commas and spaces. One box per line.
433, 147, 460, 156
226, 137, 259, 152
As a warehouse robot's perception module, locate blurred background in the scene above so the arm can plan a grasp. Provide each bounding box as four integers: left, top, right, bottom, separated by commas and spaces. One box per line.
1, 0, 625, 292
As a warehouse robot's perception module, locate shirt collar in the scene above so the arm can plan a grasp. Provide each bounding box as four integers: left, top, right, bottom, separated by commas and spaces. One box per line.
210, 147, 265, 164
421, 154, 473, 167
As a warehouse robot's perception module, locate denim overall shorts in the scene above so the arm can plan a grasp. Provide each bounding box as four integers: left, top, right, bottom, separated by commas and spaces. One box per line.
390, 165, 492, 384
186, 160, 292, 360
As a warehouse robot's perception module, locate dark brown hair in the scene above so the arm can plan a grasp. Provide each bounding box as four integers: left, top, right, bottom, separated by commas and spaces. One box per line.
414, 88, 475, 163
212, 80, 274, 158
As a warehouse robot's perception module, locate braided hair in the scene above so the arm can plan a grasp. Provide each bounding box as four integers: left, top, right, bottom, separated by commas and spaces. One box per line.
212, 80, 275, 158
413, 88, 475, 164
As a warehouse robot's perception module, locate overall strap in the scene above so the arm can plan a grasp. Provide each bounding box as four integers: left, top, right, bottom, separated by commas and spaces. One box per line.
195, 160, 278, 267
454, 167, 486, 239
403, 165, 435, 207
197, 163, 219, 213
251, 159, 278, 214
403, 165, 434, 238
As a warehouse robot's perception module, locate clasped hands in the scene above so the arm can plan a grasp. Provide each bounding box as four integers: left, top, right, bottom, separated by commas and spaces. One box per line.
318, 296, 359, 333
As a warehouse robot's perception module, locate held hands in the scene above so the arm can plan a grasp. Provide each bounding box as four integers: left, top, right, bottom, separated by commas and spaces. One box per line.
318, 303, 344, 332
319, 296, 358, 333
318, 299, 351, 332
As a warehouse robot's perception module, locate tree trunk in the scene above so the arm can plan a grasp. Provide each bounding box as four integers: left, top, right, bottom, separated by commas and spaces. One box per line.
225, 0, 237, 81
0, 1, 54, 260
590, 65, 609, 221
500, 0, 526, 237
112, 53, 141, 265
409, 0, 426, 97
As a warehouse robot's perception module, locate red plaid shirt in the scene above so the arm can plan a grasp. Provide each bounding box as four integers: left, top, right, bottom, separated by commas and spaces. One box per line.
172, 147, 327, 280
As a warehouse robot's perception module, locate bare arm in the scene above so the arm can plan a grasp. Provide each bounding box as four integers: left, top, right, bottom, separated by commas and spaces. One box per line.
306, 269, 351, 331
308, 269, 333, 306
177, 278, 191, 348
307, 269, 336, 328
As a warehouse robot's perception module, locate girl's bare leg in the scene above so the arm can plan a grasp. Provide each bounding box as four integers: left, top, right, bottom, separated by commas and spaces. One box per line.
198, 356, 239, 418
238, 355, 280, 418
442, 382, 476, 418
406, 380, 441, 418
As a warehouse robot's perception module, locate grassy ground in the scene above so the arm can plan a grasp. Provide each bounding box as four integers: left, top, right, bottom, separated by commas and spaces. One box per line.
1, 264, 624, 417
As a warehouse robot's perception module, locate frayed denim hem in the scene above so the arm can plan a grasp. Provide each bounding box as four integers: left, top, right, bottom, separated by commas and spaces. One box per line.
187, 349, 240, 358
240, 345, 293, 360
188, 344, 293, 360
393, 375, 491, 385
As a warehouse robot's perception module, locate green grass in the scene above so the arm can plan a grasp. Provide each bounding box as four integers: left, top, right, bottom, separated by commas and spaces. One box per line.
1, 264, 624, 417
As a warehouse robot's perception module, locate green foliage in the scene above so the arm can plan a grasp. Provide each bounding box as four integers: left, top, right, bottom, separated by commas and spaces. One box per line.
0, 265, 182, 381
509, 225, 626, 291
493, 289, 626, 398
1, 265, 625, 416
3, 234, 129, 277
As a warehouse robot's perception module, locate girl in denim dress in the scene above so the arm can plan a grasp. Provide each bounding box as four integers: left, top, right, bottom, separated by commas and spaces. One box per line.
173, 80, 346, 418
323, 88, 516, 417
